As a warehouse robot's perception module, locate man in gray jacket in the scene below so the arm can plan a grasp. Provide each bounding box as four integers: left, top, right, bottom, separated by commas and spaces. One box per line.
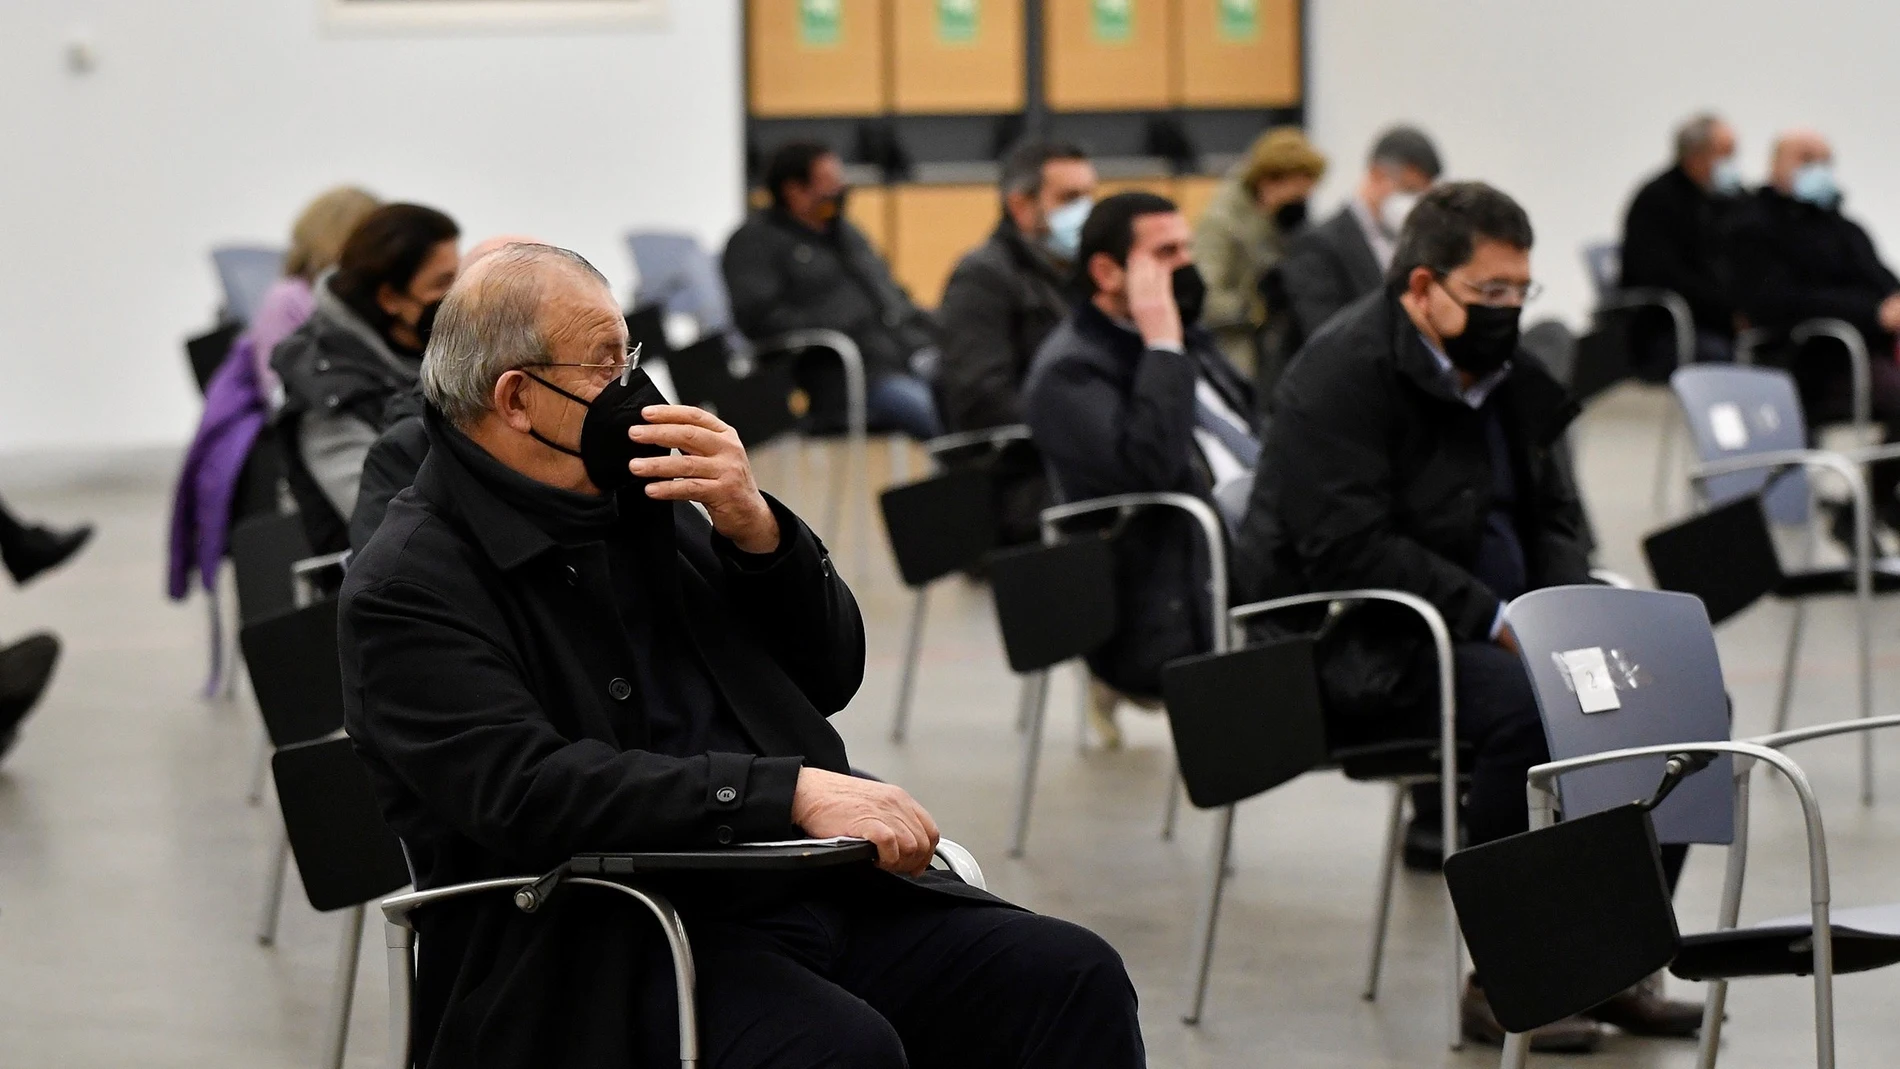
722, 142, 941, 440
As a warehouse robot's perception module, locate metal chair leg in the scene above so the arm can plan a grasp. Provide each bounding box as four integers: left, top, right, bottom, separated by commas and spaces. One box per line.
384, 920, 414, 1069
1652, 396, 1678, 514
822, 437, 846, 546
889, 587, 930, 743
1773, 600, 1808, 734
570, 880, 699, 1068
1363, 781, 1408, 1001
1182, 804, 1237, 1024
1074, 662, 1090, 754
204, 580, 225, 699
247, 731, 272, 807
1008, 670, 1052, 858
258, 832, 291, 946
323, 904, 366, 1069
1498, 1031, 1532, 1069
1161, 768, 1182, 841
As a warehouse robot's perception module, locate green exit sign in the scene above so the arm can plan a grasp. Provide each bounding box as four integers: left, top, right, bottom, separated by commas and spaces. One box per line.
939, 0, 979, 44
1218, 0, 1259, 42
1092, 0, 1133, 44
799, 0, 841, 48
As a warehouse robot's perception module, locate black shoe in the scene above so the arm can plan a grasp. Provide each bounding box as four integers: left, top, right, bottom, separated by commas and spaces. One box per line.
0, 633, 61, 748
2, 523, 93, 586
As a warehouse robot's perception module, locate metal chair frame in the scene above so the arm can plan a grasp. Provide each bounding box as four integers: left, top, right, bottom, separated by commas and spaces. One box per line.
1579, 241, 1697, 513
1212, 591, 1461, 1047
378, 842, 986, 1069
888, 425, 1034, 743
1007, 493, 1227, 861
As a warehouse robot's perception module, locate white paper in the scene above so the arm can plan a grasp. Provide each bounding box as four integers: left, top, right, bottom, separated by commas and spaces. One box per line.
734, 836, 867, 849
1559, 647, 1622, 714
1709, 403, 1749, 450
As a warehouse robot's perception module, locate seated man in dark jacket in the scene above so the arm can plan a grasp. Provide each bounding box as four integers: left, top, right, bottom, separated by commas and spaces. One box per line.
342, 243, 1142, 1069
937, 139, 1097, 544
1236, 183, 1700, 1052
1619, 113, 1743, 371
1024, 192, 1256, 745
1729, 128, 1900, 531
722, 141, 943, 441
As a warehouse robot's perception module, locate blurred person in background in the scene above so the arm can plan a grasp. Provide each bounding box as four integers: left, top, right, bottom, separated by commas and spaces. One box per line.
723, 141, 944, 441
1193, 126, 1326, 377
936, 139, 1097, 544
1281, 126, 1442, 345
1620, 114, 1742, 372
1729, 129, 1900, 538
249, 186, 382, 402
272, 202, 460, 553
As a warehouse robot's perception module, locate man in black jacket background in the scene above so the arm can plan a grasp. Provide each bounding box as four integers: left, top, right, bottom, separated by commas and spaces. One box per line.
343, 243, 1143, 1068
1024, 192, 1255, 743
1619, 114, 1743, 372
937, 139, 1097, 543
722, 141, 943, 440
1728, 129, 1900, 532
1237, 183, 1700, 1051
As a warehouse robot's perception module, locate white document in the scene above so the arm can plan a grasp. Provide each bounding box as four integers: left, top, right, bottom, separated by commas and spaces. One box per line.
734, 836, 867, 849
1708, 403, 1749, 450
1559, 647, 1622, 714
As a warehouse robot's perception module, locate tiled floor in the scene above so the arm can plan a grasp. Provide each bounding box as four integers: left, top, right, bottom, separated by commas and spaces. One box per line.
1, 383, 1896, 1067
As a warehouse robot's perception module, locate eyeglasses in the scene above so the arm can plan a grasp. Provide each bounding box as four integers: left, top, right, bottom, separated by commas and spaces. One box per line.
530, 343, 643, 386
1439, 272, 1543, 307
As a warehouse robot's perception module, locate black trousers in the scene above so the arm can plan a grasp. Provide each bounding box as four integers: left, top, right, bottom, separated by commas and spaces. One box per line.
634, 895, 1146, 1068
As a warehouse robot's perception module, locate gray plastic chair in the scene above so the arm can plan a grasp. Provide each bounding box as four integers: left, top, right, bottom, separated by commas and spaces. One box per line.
1670, 364, 1896, 801
212, 245, 285, 326
1497, 585, 1900, 1069
625, 231, 735, 335
1580, 241, 1697, 513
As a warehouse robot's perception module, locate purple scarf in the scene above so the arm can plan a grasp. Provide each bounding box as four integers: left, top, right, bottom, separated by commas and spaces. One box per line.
167, 335, 268, 600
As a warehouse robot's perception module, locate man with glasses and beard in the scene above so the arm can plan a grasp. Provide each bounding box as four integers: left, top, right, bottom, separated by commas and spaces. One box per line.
1234, 182, 1703, 1052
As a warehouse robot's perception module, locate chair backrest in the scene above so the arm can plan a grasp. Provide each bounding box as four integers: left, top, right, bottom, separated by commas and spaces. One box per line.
229, 512, 311, 626
1504, 586, 1735, 846
1581, 242, 1621, 302
1446, 803, 1680, 1033
1671, 364, 1811, 526
211, 246, 285, 326
241, 597, 345, 748
185, 322, 242, 395
663, 336, 801, 446
624, 303, 673, 361
1642, 495, 1784, 626
987, 536, 1117, 673
1161, 637, 1329, 808
627, 231, 734, 335
272, 735, 412, 912
880, 468, 997, 588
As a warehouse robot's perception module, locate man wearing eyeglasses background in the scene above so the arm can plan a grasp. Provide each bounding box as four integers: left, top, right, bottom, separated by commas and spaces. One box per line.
1233, 182, 1703, 1052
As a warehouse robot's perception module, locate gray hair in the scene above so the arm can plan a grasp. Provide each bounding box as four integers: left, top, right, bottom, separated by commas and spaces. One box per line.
1675, 114, 1724, 162
1369, 125, 1442, 179
420, 242, 611, 428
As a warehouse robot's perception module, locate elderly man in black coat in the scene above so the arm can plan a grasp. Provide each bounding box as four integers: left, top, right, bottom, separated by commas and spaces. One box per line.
1236, 183, 1701, 1053
341, 243, 1143, 1069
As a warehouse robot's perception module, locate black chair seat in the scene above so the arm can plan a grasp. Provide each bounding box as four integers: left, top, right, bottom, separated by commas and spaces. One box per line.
1775, 562, 1900, 599
1333, 738, 1475, 782
1673, 904, 1900, 981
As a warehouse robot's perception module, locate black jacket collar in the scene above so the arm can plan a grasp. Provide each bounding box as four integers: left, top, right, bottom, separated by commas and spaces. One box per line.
413, 407, 599, 573
993, 219, 1070, 288
1377, 294, 1578, 444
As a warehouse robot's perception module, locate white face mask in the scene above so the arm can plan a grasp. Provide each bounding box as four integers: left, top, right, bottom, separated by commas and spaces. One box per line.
1380, 190, 1422, 235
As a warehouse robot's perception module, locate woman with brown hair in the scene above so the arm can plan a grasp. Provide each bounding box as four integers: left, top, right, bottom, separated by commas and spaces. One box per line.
246, 185, 381, 398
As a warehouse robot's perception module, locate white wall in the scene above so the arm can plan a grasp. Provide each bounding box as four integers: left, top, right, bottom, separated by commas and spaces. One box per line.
0, 0, 742, 453
1307, 0, 1900, 329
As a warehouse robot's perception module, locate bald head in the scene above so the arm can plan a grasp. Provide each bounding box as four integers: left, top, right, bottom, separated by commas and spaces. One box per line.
422, 243, 619, 427
1771, 129, 1833, 193
462, 234, 545, 270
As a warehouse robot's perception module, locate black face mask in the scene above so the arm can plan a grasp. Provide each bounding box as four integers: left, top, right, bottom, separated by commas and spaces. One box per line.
1273, 199, 1309, 231
1171, 263, 1207, 327
1441, 299, 1522, 378
524, 368, 671, 494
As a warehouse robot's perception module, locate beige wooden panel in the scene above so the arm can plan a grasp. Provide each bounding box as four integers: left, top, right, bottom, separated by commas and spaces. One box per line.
893, 0, 1026, 114
1174, 174, 1224, 227
748, 0, 889, 118
1043, 0, 1171, 112
1097, 175, 1175, 199
846, 184, 893, 255
1176, 0, 1300, 107
891, 183, 998, 308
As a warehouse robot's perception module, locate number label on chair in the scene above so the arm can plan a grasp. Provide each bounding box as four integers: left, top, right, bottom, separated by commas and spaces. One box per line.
1557, 647, 1622, 714
1708, 403, 1749, 450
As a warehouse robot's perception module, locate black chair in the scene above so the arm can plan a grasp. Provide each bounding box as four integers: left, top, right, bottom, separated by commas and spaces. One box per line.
230, 513, 313, 627
881, 426, 1035, 742
381, 839, 988, 1069
1577, 240, 1699, 510
270, 734, 413, 1069
185, 321, 241, 395
664, 335, 803, 447
1486, 585, 1900, 1069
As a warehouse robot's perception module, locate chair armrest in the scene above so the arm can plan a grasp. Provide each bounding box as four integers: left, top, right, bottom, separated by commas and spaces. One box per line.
292, 551, 349, 578
1688, 450, 1875, 574
932, 838, 986, 890
925, 425, 1032, 461
1749, 714, 1900, 752
1599, 288, 1694, 367
1793, 319, 1872, 430
1040, 492, 1229, 654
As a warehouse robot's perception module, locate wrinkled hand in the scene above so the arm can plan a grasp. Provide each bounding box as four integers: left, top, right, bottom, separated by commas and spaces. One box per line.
790, 767, 940, 876
1126, 249, 1183, 349
1879, 294, 1900, 334
628, 405, 780, 554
